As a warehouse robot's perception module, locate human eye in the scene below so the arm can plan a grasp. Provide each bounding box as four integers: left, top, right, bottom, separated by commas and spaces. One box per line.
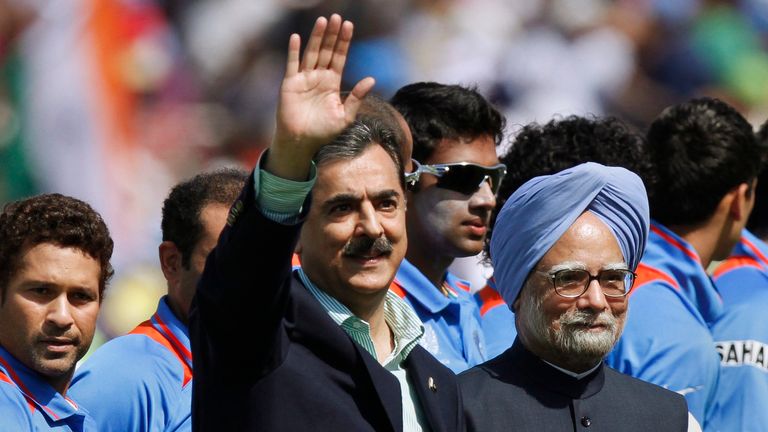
599, 270, 631, 296
554, 270, 585, 287
70, 290, 97, 305
29, 286, 51, 296
329, 203, 352, 215
600, 270, 626, 284
377, 198, 398, 211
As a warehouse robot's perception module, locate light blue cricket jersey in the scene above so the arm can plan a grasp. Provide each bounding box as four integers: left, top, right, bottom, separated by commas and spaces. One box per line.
710, 229, 768, 432
606, 221, 722, 429
0, 346, 96, 431
392, 258, 486, 373
69, 296, 191, 431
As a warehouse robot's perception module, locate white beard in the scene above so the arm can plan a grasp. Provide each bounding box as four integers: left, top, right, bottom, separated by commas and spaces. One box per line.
519, 288, 622, 363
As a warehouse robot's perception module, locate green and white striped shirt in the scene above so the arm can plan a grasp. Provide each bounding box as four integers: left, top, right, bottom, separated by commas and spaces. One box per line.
297, 269, 429, 432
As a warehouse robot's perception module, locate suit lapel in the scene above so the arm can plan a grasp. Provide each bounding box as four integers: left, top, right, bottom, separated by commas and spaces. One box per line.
355, 343, 403, 432
293, 277, 403, 431
405, 347, 447, 432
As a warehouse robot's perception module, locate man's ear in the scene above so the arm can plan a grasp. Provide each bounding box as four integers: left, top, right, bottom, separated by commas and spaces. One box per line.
158, 241, 183, 286
728, 181, 754, 222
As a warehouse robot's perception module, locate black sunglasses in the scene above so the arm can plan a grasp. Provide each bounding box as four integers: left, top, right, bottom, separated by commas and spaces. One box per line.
414, 162, 507, 195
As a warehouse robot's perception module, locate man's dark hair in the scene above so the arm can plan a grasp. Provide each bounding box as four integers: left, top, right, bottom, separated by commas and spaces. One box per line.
486, 115, 651, 259
161, 168, 248, 268
0, 193, 114, 300
390, 82, 505, 162
357, 93, 407, 151
646, 97, 762, 226
747, 120, 768, 239
314, 118, 404, 190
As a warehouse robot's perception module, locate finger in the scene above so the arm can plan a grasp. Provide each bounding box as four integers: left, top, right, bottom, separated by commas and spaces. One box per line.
285, 33, 301, 77
343, 77, 376, 122
300, 16, 327, 71
316, 13, 342, 69
330, 20, 353, 75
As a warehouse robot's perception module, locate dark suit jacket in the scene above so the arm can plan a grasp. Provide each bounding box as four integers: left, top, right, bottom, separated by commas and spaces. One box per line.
459, 339, 688, 432
189, 178, 463, 432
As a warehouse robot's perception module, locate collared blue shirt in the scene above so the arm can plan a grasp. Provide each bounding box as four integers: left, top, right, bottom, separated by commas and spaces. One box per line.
709, 229, 768, 431
0, 346, 96, 431
393, 258, 486, 373
473, 277, 517, 359
606, 221, 722, 428
69, 296, 191, 432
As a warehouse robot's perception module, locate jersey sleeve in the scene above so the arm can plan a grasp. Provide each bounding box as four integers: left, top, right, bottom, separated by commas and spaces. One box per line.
69, 336, 184, 432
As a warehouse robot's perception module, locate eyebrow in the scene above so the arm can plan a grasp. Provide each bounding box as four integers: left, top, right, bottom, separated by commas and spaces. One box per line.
18, 280, 98, 292
369, 189, 401, 201
322, 193, 361, 211
546, 261, 628, 274
320, 189, 401, 211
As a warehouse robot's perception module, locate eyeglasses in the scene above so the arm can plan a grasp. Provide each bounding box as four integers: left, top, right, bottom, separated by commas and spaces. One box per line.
411, 161, 507, 195
539, 268, 636, 298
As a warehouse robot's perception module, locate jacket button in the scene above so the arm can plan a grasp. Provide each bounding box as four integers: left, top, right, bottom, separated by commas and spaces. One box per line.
581, 416, 591, 427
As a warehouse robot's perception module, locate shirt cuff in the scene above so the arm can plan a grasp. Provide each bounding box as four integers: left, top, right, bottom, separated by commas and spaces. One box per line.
253, 150, 316, 224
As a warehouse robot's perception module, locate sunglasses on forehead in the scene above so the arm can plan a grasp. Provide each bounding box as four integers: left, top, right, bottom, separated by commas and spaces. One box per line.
408, 160, 507, 195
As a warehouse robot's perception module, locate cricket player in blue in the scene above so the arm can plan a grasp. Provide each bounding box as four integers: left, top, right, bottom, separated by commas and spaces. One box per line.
69, 170, 246, 431
390, 82, 506, 373
0, 194, 114, 432
605, 97, 763, 430
711, 228, 768, 431
711, 121, 768, 431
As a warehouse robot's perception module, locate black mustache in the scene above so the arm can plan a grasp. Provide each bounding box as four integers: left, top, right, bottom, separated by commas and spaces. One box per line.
342, 236, 393, 257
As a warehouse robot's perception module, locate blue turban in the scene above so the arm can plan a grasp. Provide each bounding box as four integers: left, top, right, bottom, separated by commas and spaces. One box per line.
491, 162, 650, 306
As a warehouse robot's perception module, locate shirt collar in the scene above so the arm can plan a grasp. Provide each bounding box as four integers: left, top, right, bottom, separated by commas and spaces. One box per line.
735, 228, 768, 270
155, 296, 190, 349
542, 358, 601, 379
297, 268, 424, 363
395, 258, 469, 313
152, 296, 192, 368
0, 346, 86, 422
645, 220, 723, 323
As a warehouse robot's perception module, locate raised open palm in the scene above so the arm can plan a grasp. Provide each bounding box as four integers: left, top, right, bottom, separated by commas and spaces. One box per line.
273, 15, 375, 166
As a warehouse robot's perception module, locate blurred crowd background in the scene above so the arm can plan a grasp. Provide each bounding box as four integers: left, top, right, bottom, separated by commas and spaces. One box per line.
2, 0, 768, 349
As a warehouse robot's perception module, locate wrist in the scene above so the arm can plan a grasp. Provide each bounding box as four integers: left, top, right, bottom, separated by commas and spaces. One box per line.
264, 145, 314, 181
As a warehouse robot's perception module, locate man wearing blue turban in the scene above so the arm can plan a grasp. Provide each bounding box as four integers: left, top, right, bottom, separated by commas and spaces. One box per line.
459, 162, 690, 431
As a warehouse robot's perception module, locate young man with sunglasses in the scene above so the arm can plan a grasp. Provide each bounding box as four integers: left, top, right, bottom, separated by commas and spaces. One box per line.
460, 163, 690, 431
390, 83, 505, 373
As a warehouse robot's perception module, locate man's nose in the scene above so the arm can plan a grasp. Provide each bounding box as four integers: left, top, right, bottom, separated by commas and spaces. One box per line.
578, 279, 608, 312
356, 202, 384, 238
469, 179, 496, 210
46, 295, 75, 329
